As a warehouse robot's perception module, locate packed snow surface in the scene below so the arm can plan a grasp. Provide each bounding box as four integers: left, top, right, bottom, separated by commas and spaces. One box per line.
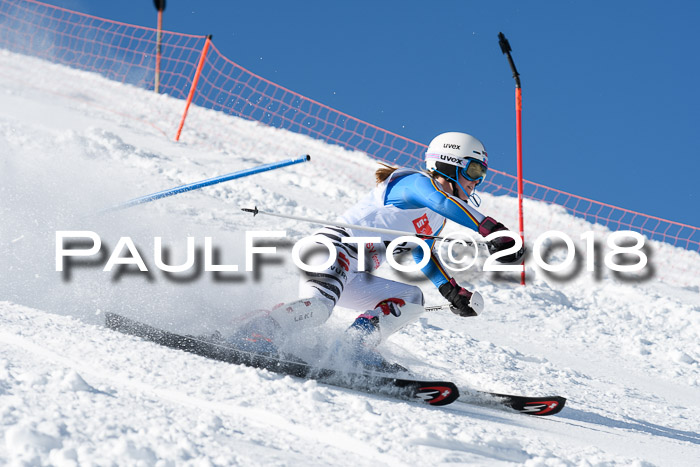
1, 49, 699, 466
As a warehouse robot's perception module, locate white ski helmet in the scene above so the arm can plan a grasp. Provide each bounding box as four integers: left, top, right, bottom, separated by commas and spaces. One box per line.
425, 131, 488, 181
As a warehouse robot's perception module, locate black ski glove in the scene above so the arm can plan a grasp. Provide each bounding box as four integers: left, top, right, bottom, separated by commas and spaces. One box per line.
478, 216, 525, 263
438, 279, 478, 317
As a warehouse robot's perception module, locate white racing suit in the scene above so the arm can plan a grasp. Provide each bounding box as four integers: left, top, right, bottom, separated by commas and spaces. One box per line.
258, 168, 486, 345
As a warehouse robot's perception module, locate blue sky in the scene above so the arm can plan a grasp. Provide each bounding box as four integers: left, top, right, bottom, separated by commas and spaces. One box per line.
41, 0, 699, 228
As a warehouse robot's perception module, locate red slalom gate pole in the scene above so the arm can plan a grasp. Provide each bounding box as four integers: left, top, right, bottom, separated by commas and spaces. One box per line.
499, 32, 526, 286
515, 87, 525, 285
175, 34, 212, 141
154, 0, 165, 93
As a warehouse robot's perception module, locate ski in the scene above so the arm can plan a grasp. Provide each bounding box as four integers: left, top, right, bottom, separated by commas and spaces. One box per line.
459, 388, 566, 416
104, 312, 459, 406
461, 390, 566, 416
104, 313, 565, 414
489, 392, 566, 416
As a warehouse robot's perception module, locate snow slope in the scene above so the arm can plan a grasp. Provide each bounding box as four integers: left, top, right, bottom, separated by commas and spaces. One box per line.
1, 49, 699, 466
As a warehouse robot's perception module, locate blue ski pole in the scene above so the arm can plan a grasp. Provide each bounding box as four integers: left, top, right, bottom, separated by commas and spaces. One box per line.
103, 154, 310, 213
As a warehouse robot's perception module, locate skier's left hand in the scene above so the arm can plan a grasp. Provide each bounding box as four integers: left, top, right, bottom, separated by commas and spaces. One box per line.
438, 279, 479, 317
478, 216, 525, 263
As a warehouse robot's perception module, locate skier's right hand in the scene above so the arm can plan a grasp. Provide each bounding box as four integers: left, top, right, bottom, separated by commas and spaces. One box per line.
438, 279, 478, 317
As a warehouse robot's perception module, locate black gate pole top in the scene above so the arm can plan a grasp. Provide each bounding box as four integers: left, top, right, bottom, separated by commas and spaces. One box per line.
498, 32, 521, 88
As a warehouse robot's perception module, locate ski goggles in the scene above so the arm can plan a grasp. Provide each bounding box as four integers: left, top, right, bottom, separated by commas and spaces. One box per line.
459, 158, 488, 184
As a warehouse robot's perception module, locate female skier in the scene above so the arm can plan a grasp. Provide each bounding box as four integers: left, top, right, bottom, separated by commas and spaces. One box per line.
237, 131, 523, 369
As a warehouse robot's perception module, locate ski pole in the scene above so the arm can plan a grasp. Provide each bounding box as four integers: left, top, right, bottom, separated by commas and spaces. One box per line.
424, 304, 456, 313
425, 303, 479, 317
242, 206, 489, 247
425, 291, 483, 316
101, 155, 310, 214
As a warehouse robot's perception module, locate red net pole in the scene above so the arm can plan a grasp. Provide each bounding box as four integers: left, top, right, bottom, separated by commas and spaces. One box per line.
175, 34, 212, 141
155, 10, 163, 93
153, 0, 166, 93
499, 32, 526, 285
155, 9, 163, 93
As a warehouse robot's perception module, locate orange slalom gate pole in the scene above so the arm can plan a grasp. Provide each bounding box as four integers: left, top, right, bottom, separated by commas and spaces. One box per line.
175, 34, 212, 141
499, 32, 526, 285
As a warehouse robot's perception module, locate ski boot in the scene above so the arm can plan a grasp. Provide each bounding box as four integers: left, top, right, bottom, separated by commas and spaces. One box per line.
230, 311, 281, 356
346, 299, 408, 374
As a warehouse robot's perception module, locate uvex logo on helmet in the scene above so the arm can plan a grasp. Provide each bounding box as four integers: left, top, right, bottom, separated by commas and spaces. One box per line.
439, 155, 464, 164
443, 143, 461, 150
